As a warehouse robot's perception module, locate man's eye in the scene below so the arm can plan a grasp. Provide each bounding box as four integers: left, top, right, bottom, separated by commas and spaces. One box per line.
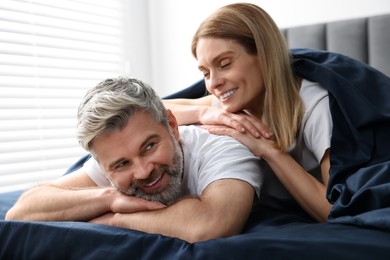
141, 142, 156, 156
115, 161, 128, 170
145, 142, 156, 151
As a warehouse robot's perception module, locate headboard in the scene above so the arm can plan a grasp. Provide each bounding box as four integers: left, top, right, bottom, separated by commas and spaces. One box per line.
282, 13, 390, 77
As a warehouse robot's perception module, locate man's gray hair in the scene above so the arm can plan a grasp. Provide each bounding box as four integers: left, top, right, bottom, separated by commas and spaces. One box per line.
77, 77, 168, 151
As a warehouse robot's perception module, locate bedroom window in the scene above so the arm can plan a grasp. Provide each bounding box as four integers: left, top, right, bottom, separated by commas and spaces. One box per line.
0, 0, 127, 193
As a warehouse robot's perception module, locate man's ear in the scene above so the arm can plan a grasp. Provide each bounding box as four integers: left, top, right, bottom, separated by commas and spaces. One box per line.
167, 109, 180, 139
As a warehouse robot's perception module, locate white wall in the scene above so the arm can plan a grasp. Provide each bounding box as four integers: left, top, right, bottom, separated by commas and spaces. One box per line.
130, 0, 390, 96
122, 0, 152, 86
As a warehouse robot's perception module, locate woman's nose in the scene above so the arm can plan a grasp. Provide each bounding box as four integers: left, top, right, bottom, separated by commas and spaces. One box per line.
208, 71, 222, 90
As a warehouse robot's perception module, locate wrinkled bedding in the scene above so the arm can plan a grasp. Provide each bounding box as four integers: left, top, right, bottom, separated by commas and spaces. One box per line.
1, 191, 390, 259
1, 48, 390, 259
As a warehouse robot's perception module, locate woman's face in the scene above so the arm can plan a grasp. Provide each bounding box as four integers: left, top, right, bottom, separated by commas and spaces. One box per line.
196, 37, 265, 116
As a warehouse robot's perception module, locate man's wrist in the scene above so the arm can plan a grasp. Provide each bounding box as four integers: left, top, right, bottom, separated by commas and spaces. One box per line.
100, 187, 118, 212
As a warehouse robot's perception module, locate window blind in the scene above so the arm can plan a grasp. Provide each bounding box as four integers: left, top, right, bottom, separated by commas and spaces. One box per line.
0, 0, 127, 193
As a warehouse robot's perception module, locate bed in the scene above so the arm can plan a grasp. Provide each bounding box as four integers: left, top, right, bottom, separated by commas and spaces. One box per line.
1, 14, 390, 259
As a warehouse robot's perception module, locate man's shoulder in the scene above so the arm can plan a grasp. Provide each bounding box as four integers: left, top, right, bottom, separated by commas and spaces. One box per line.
179, 125, 241, 144
179, 126, 262, 198
179, 125, 254, 156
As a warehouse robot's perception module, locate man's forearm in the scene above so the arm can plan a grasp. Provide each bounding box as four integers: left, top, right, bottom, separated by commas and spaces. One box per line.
110, 196, 248, 243
96, 197, 217, 242
5, 185, 112, 221
91, 180, 254, 243
130, 198, 208, 241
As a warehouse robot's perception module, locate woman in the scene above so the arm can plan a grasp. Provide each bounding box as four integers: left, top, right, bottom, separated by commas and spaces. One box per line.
164, 3, 332, 222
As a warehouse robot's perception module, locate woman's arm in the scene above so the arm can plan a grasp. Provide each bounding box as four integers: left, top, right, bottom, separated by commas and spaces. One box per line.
163, 96, 213, 125
204, 125, 332, 222
164, 96, 272, 138
262, 147, 332, 222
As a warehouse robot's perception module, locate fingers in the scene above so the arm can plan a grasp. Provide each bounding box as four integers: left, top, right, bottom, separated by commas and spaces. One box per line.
204, 124, 258, 154
89, 212, 114, 225
203, 124, 273, 159
219, 112, 272, 139
222, 113, 256, 135
200, 107, 272, 138
110, 193, 166, 214
241, 114, 273, 138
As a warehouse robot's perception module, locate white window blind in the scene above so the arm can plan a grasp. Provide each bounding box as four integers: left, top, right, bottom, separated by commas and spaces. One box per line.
0, 0, 127, 193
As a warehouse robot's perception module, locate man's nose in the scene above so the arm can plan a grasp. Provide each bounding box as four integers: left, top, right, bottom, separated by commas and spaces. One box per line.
132, 157, 153, 180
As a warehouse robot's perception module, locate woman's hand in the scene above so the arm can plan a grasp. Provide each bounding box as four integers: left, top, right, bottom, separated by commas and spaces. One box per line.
203, 123, 278, 159
199, 107, 272, 139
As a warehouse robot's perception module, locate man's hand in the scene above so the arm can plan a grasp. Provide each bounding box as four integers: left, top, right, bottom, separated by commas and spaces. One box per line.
107, 189, 166, 214
89, 212, 116, 225
91, 191, 166, 226
88, 179, 255, 243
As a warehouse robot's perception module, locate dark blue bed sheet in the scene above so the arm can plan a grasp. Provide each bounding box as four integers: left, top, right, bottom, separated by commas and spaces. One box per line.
1, 191, 390, 259
167, 48, 390, 231
2, 48, 390, 259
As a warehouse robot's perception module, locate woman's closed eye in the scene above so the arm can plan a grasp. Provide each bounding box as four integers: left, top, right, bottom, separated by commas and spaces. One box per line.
220, 61, 231, 69
200, 69, 210, 78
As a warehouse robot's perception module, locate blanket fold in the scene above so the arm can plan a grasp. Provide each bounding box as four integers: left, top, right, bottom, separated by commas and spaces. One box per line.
291, 49, 390, 230
167, 48, 390, 230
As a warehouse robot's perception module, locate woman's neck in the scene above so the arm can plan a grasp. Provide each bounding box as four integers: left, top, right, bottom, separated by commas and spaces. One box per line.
243, 91, 265, 119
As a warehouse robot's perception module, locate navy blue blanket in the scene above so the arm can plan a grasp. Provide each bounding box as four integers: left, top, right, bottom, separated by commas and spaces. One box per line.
1, 192, 390, 259
166, 48, 390, 230
292, 49, 390, 229
1, 49, 390, 259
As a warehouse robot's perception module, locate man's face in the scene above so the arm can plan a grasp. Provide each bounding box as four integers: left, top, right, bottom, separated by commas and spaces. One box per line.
91, 110, 184, 205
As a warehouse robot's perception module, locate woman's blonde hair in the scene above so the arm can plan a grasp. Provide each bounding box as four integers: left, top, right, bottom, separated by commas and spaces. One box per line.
191, 3, 304, 151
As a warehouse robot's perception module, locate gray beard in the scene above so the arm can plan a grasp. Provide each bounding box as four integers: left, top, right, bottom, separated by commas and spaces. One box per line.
116, 132, 184, 205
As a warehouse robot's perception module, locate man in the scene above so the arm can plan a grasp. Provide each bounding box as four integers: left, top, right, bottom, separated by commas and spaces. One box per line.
6, 77, 262, 243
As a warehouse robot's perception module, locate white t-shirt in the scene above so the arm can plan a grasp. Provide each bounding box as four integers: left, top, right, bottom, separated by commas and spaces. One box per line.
83, 125, 263, 199
263, 79, 332, 209
212, 79, 332, 209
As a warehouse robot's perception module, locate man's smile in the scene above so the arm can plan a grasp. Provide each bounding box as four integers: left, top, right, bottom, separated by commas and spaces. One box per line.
143, 172, 168, 192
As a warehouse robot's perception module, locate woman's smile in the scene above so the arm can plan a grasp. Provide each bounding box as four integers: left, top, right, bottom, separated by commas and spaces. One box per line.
220, 88, 238, 101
